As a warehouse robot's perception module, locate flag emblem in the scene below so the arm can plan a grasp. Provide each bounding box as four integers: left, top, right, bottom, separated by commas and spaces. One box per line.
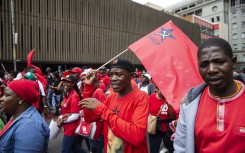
148, 27, 175, 45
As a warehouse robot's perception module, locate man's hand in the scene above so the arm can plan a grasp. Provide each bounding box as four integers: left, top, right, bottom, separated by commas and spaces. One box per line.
79, 98, 100, 111
62, 113, 71, 122
84, 70, 97, 85
43, 106, 49, 118
56, 118, 63, 127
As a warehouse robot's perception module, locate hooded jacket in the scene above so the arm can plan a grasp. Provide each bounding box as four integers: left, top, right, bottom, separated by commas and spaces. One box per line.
173, 73, 245, 153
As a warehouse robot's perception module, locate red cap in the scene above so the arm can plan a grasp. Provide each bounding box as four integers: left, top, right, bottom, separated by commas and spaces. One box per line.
69, 67, 82, 74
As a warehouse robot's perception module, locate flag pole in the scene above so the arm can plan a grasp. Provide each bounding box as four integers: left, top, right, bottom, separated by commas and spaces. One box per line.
96, 48, 129, 71
1, 63, 8, 74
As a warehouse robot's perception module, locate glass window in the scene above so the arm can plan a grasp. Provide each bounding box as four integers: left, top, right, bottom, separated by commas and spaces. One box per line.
243, 55, 245, 62
212, 6, 218, 12
242, 21, 245, 28
232, 23, 237, 29
214, 30, 219, 37
242, 43, 245, 50
242, 32, 245, 38
242, 10, 245, 16
211, 17, 214, 22
216, 16, 220, 22
231, 11, 237, 18
233, 33, 238, 39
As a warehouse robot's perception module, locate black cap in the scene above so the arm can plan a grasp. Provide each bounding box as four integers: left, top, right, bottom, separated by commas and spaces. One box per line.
110, 58, 135, 72
61, 75, 77, 83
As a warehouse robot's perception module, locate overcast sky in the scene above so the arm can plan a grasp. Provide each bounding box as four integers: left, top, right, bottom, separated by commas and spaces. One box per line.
132, 0, 195, 10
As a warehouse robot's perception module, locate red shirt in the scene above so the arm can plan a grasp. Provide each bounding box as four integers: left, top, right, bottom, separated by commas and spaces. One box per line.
149, 93, 177, 132
92, 88, 106, 139
0, 119, 14, 137
101, 75, 110, 87
83, 84, 149, 153
195, 82, 245, 153
61, 89, 81, 136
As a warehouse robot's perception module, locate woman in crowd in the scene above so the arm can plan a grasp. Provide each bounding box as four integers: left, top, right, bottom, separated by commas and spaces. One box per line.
0, 79, 50, 153
56, 75, 86, 153
148, 85, 177, 153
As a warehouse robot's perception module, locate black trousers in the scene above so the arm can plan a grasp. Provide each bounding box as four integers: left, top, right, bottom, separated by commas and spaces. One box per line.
149, 130, 174, 153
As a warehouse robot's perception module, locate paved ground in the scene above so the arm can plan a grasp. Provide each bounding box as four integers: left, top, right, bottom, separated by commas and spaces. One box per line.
46, 111, 167, 153
46, 112, 90, 153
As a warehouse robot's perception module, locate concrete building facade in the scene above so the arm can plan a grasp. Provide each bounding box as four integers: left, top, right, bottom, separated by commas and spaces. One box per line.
229, 0, 245, 70
0, 0, 200, 71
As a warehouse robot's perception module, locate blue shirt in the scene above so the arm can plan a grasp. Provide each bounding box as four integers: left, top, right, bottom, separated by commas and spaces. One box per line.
0, 106, 50, 153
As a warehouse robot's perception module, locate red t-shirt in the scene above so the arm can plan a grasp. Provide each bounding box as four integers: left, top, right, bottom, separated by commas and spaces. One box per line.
149, 93, 177, 132
0, 119, 14, 137
83, 85, 149, 153
101, 75, 110, 87
195, 82, 245, 153
61, 89, 81, 136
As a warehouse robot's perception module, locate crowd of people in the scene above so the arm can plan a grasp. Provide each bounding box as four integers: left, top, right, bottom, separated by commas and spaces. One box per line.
0, 38, 245, 153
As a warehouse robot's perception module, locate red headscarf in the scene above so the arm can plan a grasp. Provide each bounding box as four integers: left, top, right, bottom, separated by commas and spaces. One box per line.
8, 80, 39, 103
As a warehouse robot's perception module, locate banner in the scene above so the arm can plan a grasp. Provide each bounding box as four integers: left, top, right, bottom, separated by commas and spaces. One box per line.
129, 20, 203, 111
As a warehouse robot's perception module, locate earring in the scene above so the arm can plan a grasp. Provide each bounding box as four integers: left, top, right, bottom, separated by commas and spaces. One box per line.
19, 100, 23, 104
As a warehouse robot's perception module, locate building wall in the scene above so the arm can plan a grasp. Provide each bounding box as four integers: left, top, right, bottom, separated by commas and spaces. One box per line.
218, 22, 229, 41
174, 0, 229, 24
0, 0, 200, 70
229, 0, 245, 70
201, 1, 226, 23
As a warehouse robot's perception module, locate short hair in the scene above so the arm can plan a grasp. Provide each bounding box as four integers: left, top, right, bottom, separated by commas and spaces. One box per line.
198, 38, 233, 58
53, 71, 60, 79
25, 66, 35, 73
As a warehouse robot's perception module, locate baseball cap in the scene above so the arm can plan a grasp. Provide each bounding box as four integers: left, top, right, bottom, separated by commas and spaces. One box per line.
68, 67, 82, 74
61, 75, 77, 83
141, 73, 151, 80
24, 72, 37, 81
110, 58, 135, 72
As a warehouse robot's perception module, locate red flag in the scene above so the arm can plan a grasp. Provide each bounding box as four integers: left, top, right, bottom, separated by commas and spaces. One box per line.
27, 49, 35, 66
26, 50, 47, 89
128, 20, 203, 111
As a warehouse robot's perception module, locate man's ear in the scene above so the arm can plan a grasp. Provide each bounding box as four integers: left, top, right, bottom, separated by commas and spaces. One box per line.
232, 56, 237, 70
232, 56, 237, 64
130, 72, 135, 78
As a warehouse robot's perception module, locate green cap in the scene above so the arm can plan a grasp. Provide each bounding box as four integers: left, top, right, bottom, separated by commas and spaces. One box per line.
24, 72, 36, 81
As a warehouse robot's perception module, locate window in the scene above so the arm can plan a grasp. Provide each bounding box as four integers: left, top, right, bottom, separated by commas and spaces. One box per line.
232, 22, 237, 29
242, 32, 245, 38
216, 16, 220, 22
231, 11, 237, 18
233, 33, 238, 39
243, 55, 245, 62
242, 43, 245, 50
242, 21, 245, 28
233, 44, 238, 47
212, 6, 218, 12
242, 10, 245, 16
211, 17, 214, 22
214, 30, 219, 37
